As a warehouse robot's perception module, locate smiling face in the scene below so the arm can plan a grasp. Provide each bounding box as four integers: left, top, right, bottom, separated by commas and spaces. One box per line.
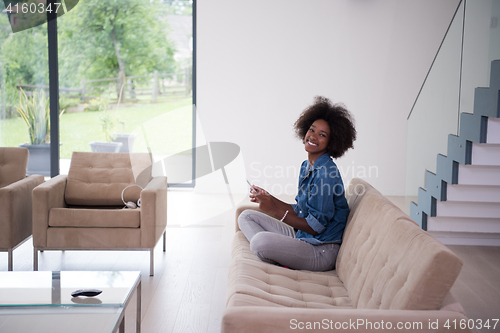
304, 119, 330, 162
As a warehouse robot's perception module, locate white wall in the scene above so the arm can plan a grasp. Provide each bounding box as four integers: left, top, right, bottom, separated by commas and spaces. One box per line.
197, 0, 460, 196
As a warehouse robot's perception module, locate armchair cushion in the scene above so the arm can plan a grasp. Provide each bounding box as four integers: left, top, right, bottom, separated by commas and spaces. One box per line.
0, 147, 29, 188
64, 152, 152, 206
49, 208, 140, 228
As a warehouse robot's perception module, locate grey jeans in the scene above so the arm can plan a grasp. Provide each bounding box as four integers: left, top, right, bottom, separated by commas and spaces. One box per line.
238, 209, 340, 271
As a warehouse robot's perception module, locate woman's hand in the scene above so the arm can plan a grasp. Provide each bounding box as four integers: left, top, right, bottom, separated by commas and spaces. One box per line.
249, 185, 316, 234
249, 185, 266, 202
249, 186, 278, 215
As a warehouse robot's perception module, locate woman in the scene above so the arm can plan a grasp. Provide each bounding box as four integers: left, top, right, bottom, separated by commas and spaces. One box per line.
238, 96, 356, 271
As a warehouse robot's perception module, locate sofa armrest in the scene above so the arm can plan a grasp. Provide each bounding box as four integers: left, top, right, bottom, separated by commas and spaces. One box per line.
32, 175, 68, 248
0, 175, 44, 248
140, 176, 167, 247
440, 293, 466, 316
222, 307, 472, 333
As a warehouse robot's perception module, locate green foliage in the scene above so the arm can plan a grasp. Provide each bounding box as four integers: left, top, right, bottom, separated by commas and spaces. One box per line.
100, 111, 116, 142
14, 88, 65, 145
0, 23, 48, 107
84, 96, 109, 112
1, 95, 192, 157
0, 0, 181, 114
0, 8, 11, 41
15, 89, 50, 145
58, 0, 177, 89
0, 0, 189, 150
164, 0, 192, 15
59, 96, 80, 110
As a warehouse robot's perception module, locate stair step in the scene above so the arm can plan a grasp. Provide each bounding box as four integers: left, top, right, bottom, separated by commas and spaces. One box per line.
459, 113, 487, 143
436, 201, 500, 218
471, 143, 500, 165
428, 231, 500, 246
436, 154, 458, 185
490, 60, 500, 89
447, 134, 472, 165
447, 184, 500, 202
410, 201, 426, 229
425, 170, 446, 201
487, 117, 500, 144
423, 61, 500, 243
428, 216, 500, 233
458, 164, 500, 185
473, 87, 500, 118
417, 187, 436, 217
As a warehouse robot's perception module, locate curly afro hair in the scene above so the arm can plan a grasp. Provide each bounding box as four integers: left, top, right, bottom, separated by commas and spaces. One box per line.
294, 96, 356, 159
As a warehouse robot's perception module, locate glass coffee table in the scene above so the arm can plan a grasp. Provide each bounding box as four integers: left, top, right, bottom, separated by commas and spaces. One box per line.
0, 271, 141, 333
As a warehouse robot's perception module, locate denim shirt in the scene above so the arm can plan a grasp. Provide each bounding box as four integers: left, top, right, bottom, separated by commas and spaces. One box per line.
290, 153, 349, 245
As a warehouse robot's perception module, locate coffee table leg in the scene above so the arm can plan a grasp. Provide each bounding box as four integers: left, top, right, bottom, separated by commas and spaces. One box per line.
137, 280, 142, 333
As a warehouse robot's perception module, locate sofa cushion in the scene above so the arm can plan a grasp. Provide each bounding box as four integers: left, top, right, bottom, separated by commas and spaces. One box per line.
48, 208, 140, 228
227, 232, 353, 309
65, 152, 152, 206
337, 178, 463, 311
0, 147, 28, 188
231, 230, 264, 262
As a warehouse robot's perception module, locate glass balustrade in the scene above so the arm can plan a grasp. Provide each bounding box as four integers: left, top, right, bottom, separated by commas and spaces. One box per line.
406, 0, 500, 213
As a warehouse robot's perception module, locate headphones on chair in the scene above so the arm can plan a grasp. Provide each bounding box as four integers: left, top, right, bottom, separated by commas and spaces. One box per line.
121, 184, 143, 209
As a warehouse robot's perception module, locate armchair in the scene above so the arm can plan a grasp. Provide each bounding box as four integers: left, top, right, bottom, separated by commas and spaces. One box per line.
0, 147, 44, 270
32, 152, 167, 276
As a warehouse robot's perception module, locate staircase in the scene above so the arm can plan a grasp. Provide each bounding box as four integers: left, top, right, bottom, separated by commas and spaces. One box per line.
410, 60, 500, 246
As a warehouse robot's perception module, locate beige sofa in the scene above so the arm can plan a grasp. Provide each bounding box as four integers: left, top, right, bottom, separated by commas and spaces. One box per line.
0, 147, 44, 270
223, 178, 470, 333
32, 152, 167, 276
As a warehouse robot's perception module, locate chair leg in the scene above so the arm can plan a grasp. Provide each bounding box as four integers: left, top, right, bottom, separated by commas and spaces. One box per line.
150, 249, 154, 276
163, 230, 166, 252
34, 248, 38, 271
8, 249, 13, 271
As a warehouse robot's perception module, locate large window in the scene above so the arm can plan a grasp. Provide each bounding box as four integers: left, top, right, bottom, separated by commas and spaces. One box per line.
0, 0, 195, 185
0, 3, 50, 175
